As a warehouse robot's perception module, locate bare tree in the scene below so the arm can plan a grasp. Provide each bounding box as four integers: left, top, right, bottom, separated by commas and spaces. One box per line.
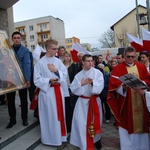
98, 29, 116, 48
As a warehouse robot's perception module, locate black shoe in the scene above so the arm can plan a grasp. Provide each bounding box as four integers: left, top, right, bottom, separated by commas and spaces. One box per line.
6, 121, 16, 129
67, 133, 71, 142
95, 139, 102, 150
23, 120, 28, 126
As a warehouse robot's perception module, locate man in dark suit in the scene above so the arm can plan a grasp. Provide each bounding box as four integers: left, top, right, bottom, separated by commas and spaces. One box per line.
6, 31, 31, 128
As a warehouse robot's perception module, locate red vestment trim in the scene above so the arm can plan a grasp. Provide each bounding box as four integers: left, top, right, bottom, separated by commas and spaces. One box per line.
50, 83, 66, 136
80, 95, 101, 149
30, 88, 40, 110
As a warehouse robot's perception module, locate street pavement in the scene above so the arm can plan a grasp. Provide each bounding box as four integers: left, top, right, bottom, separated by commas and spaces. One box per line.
0, 95, 120, 150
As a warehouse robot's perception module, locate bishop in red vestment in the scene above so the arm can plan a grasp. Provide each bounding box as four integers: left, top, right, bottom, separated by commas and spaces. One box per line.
107, 46, 150, 150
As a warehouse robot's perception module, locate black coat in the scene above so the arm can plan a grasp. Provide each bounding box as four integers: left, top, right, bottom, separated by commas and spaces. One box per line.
68, 62, 79, 83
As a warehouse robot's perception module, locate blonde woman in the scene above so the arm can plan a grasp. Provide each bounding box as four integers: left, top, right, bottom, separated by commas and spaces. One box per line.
63, 51, 79, 138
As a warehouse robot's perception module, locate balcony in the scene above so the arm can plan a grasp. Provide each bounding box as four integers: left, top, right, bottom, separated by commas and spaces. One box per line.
20, 31, 26, 35
37, 29, 50, 34
38, 38, 47, 44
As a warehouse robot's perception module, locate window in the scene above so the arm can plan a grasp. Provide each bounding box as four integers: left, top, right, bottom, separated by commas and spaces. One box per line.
29, 25, 34, 31
30, 35, 34, 41
41, 34, 48, 40
31, 45, 35, 50
40, 23, 47, 30
41, 44, 46, 49
66, 39, 72, 43
18, 28, 25, 34
22, 37, 26, 42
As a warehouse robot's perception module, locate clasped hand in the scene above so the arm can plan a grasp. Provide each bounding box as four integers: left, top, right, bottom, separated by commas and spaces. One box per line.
122, 84, 129, 90
133, 87, 145, 96
50, 78, 59, 84
47, 64, 57, 72
81, 78, 93, 86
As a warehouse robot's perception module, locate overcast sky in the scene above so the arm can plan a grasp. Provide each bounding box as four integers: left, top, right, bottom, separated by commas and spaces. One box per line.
13, 0, 146, 48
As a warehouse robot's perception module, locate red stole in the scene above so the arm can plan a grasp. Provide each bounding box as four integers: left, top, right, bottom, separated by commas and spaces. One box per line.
50, 83, 67, 136
80, 95, 101, 149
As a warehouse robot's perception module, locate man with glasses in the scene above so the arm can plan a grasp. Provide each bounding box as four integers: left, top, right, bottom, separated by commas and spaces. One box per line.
107, 46, 150, 150
70, 54, 104, 150
34, 39, 68, 148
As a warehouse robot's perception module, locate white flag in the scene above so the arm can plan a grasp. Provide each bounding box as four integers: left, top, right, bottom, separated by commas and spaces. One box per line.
126, 32, 144, 52
71, 41, 91, 54
70, 41, 91, 62
32, 44, 46, 61
141, 28, 150, 52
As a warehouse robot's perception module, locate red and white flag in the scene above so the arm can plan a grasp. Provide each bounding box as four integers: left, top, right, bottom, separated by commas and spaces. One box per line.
126, 32, 144, 52
141, 28, 150, 52
70, 41, 91, 62
33, 44, 46, 61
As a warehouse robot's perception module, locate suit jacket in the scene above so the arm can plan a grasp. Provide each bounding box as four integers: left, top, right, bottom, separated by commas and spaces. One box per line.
13, 45, 31, 82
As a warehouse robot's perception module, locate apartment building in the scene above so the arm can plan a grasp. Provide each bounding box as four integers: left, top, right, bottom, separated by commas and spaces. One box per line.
65, 36, 80, 51
14, 16, 66, 51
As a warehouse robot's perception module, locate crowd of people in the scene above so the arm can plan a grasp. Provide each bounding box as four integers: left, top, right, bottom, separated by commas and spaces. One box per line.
1, 31, 150, 150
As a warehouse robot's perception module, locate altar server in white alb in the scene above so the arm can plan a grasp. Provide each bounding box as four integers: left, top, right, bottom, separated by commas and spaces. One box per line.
34, 39, 67, 147
70, 54, 104, 150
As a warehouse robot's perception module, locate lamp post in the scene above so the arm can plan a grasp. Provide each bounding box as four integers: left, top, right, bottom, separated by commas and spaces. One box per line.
135, 0, 141, 38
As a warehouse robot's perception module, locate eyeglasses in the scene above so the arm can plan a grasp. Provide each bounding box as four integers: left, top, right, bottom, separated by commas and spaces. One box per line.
51, 47, 58, 50
126, 55, 135, 59
84, 60, 93, 62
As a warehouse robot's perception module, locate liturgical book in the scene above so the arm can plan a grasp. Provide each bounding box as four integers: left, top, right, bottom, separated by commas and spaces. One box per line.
111, 73, 149, 90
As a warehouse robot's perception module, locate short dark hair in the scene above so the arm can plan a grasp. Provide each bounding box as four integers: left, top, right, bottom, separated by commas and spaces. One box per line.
82, 54, 93, 61
124, 46, 136, 55
12, 31, 22, 38
97, 54, 103, 58
117, 52, 124, 58
139, 51, 149, 58
58, 46, 66, 51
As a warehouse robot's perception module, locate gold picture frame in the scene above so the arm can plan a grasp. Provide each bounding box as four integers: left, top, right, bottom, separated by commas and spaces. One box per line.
0, 30, 27, 95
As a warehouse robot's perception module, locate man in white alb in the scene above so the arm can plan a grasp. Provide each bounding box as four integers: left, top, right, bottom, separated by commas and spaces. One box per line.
34, 39, 67, 148
70, 54, 104, 150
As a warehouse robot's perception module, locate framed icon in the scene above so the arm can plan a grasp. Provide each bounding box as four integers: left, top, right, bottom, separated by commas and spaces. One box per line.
0, 30, 27, 95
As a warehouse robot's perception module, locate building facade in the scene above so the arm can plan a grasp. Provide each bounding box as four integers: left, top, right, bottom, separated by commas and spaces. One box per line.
0, 0, 18, 41
14, 16, 66, 51
111, 5, 148, 47
65, 36, 80, 51
81, 43, 91, 51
